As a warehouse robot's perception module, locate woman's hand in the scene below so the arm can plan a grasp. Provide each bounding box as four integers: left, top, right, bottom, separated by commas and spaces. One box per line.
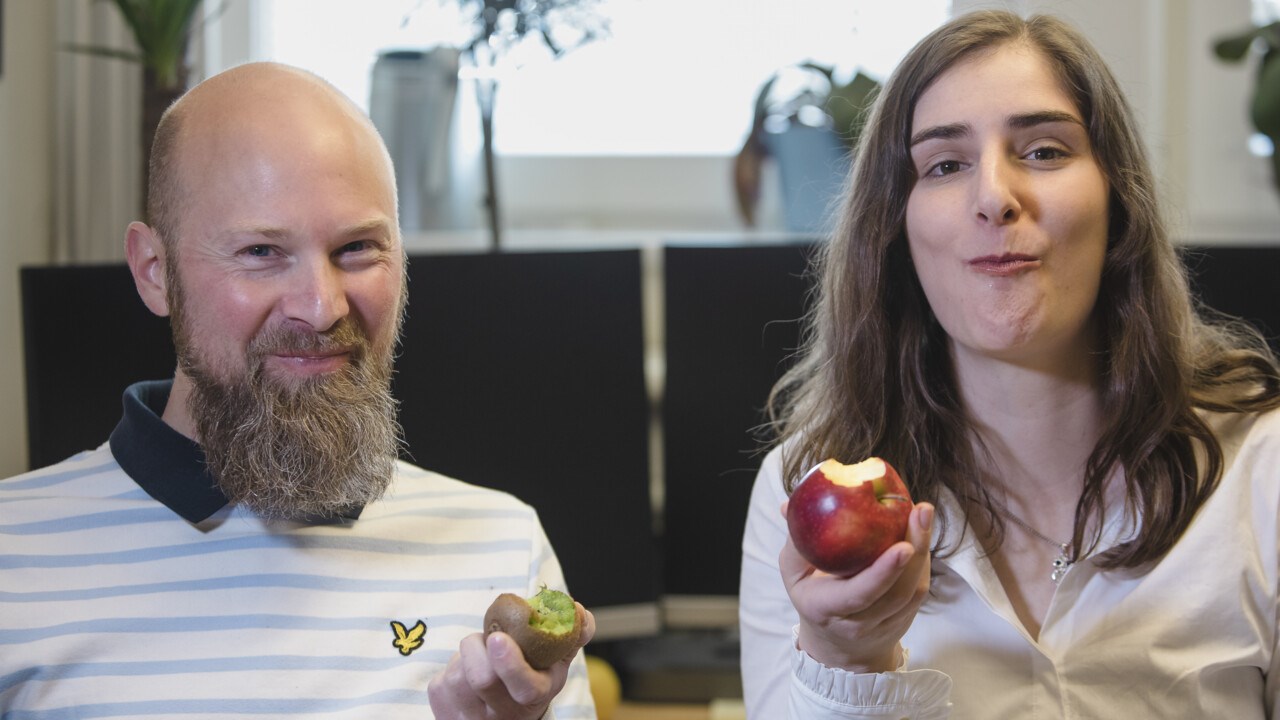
780, 501, 934, 673
427, 602, 596, 719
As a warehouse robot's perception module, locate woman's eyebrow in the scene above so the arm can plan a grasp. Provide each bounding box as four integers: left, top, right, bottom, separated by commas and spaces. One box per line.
1007, 109, 1084, 129
910, 122, 970, 148
910, 109, 1084, 148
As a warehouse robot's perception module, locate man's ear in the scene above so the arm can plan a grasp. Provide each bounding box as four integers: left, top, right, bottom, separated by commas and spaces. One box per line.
125, 221, 171, 317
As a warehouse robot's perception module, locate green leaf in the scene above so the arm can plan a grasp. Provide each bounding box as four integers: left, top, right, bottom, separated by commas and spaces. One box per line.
1214, 31, 1256, 62
540, 28, 563, 56
1251, 51, 1280, 138
79, 0, 206, 88
751, 75, 779, 124
62, 42, 145, 63
1269, 148, 1280, 195
1260, 22, 1280, 51
110, 0, 149, 55
827, 71, 881, 148
1214, 22, 1280, 61
797, 62, 834, 83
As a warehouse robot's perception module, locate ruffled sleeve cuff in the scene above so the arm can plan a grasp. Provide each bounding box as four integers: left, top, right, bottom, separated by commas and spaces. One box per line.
790, 631, 953, 719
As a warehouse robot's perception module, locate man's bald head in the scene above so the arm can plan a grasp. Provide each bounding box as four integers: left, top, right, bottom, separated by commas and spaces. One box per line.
146, 62, 397, 251
129, 63, 408, 520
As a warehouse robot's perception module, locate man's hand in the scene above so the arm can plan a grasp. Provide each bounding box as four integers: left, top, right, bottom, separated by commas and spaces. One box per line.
427, 603, 596, 719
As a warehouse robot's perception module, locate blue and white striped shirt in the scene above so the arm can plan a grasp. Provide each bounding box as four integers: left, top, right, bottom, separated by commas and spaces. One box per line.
0, 382, 595, 719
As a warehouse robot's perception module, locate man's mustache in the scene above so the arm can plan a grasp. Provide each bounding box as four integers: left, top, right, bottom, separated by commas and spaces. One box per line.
247, 321, 368, 360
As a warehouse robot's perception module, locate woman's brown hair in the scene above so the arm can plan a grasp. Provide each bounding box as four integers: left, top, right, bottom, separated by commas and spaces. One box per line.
767, 10, 1280, 567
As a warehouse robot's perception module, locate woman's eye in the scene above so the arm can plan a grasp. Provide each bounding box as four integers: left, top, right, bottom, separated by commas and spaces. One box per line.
928, 159, 962, 176
1028, 146, 1068, 161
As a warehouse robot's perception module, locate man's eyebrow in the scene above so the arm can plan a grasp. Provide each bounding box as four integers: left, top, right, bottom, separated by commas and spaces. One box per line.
909, 110, 1085, 148
218, 226, 290, 242
216, 220, 393, 244
341, 219, 394, 238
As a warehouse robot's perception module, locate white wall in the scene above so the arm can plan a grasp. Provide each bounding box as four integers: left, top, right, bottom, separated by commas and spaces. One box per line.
0, 0, 56, 476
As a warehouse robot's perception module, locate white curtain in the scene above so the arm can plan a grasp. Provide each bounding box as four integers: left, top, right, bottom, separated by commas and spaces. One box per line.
53, 0, 143, 264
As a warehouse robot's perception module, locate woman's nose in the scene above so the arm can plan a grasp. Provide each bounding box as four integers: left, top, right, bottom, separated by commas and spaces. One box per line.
973, 155, 1022, 225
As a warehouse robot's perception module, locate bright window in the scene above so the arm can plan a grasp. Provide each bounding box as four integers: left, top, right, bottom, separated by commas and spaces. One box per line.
256, 0, 950, 156
1254, 0, 1280, 23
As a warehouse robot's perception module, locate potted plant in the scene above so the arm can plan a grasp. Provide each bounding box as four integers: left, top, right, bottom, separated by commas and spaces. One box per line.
1213, 21, 1280, 196
433, 0, 607, 251
66, 0, 210, 218
734, 63, 880, 233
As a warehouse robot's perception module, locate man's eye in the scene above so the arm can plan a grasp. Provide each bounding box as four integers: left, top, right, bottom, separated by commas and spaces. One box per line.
340, 241, 369, 253
245, 245, 273, 258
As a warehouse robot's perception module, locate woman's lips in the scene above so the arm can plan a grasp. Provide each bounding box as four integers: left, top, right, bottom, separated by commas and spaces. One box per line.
968, 253, 1040, 277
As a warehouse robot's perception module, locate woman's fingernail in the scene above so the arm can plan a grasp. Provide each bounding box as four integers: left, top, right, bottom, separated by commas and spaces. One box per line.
919, 505, 934, 532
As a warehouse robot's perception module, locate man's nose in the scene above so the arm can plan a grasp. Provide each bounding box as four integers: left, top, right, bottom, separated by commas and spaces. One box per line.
281, 258, 349, 332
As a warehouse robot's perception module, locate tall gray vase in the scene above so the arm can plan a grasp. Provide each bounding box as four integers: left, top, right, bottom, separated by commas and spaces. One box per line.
370, 48, 482, 233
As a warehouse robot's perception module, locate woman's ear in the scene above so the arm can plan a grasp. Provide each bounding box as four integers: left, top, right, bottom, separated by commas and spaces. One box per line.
125, 221, 171, 317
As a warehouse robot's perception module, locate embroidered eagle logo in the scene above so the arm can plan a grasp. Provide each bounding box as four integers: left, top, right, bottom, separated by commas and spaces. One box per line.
390, 619, 427, 656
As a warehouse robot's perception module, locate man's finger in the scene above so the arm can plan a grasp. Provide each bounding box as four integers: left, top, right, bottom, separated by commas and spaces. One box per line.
427, 652, 485, 718
487, 632, 556, 708
575, 604, 596, 649
458, 632, 501, 694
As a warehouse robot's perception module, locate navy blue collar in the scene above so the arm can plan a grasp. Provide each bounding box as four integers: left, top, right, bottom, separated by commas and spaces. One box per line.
108, 380, 363, 523
109, 380, 226, 522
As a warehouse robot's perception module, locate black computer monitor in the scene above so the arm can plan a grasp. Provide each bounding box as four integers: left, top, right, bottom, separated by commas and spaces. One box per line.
660, 242, 817, 613
21, 263, 177, 470
1182, 244, 1280, 350
394, 250, 659, 633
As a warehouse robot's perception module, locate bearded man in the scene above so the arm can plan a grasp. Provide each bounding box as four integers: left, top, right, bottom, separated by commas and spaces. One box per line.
0, 62, 595, 720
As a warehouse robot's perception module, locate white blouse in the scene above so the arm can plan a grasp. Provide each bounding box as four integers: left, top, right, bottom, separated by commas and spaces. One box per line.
740, 410, 1280, 719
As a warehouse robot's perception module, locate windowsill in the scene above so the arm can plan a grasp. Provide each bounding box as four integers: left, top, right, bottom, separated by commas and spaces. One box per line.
402, 228, 818, 254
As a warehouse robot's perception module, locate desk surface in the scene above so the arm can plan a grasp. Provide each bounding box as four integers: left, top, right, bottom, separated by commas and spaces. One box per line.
614, 699, 745, 720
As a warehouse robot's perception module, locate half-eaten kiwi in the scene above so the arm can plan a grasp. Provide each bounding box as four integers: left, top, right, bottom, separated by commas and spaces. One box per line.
483, 587, 583, 670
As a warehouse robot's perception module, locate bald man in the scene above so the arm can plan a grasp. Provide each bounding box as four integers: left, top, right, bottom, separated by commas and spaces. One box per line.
0, 63, 595, 719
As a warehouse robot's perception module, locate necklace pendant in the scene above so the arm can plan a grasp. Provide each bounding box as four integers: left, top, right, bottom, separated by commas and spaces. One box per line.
1050, 545, 1072, 584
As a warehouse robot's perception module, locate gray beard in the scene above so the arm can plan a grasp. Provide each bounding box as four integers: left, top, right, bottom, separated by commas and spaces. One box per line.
180, 320, 403, 521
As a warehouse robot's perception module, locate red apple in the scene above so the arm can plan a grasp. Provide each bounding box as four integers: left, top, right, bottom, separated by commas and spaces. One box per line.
786, 457, 913, 576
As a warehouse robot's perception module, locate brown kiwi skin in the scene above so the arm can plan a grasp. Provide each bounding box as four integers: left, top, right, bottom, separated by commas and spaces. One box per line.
483, 593, 583, 670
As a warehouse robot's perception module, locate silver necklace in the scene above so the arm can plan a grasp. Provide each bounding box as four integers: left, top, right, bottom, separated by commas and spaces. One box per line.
997, 507, 1073, 584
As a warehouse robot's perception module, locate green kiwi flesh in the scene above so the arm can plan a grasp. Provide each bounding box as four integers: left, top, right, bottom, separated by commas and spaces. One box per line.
483, 587, 581, 670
